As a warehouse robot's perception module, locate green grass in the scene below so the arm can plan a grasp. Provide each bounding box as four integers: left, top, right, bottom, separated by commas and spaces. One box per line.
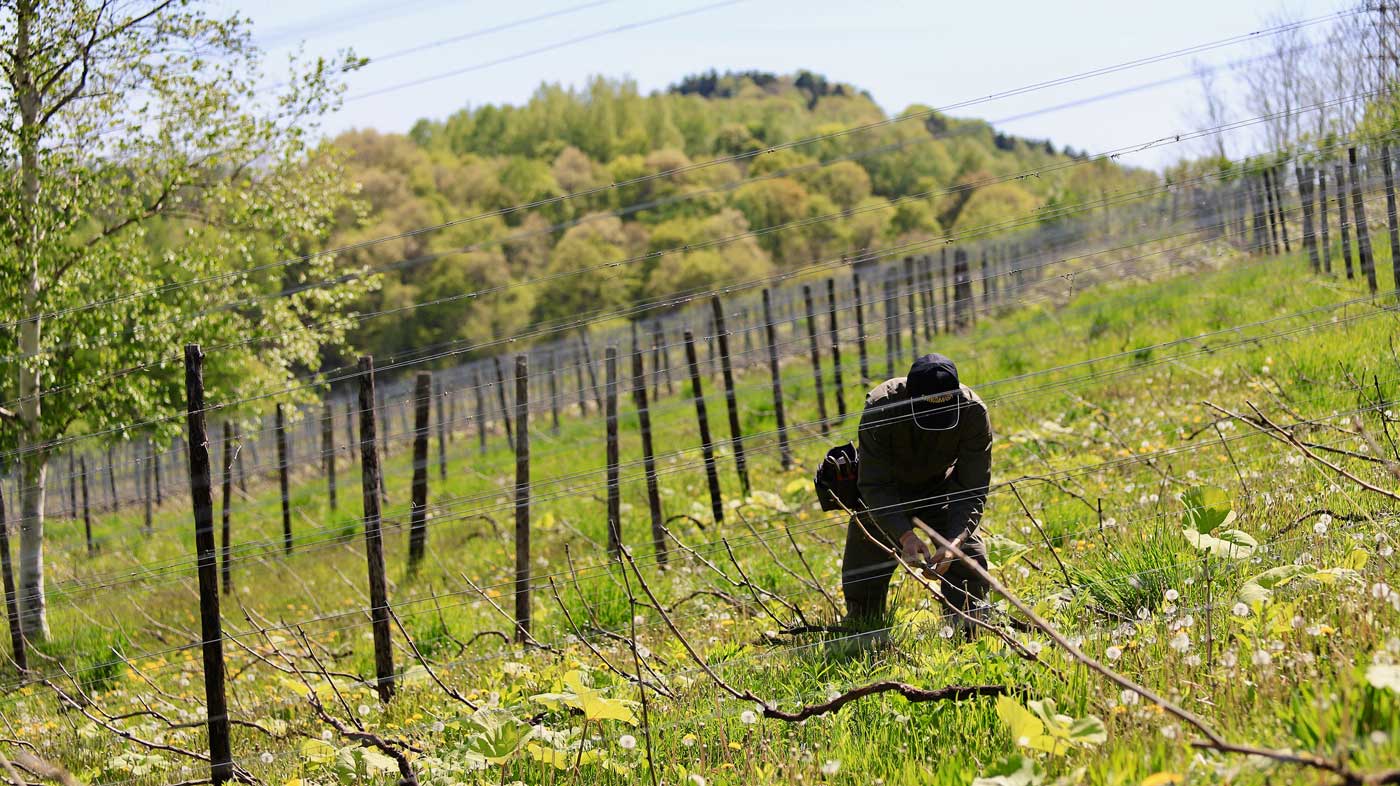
8, 235, 1400, 785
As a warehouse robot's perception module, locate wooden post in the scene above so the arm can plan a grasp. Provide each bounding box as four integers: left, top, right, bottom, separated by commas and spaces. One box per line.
883, 277, 897, 379
548, 350, 561, 434
580, 331, 603, 413
709, 298, 750, 495
1350, 147, 1378, 294
631, 347, 666, 565
322, 398, 336, 514
1262, 169, 1281, 253
762, 289, 793, 471
605, 347, 621, 557
904, 257, 919, 341
182, 345, 233, 785
1297, 165, 1321, 273
275, 403, 291, 555
852, 271, 870, 386
143, 437, 153, 536
803, 285, 830, 435
512, 354, 531, 643
474, 368, 488, 455
656, 322, 674, 396
220, 421, 233, 595
106, 446, 117, 513
436, 380, 448, 482
408, 371, 431, 576
447, 388, 457, 445
0, 479, 26, 675
492, 355, 514, 451
356, 356, 395, 702
1318, 166, 1333, 274
941, 248, 952, 332
66, 454, 75, 521
1335, 162, 1356, 279
918, 256, 935, 338
683, 330, 724, 525
1271, 165, 1291, 252
954, 249, 972, 330
1382, 144, 1400, 293
80, 456, 92, 558
154, 440, 163, 506
826, 278, 846, 422
1249, 175, 1268, 254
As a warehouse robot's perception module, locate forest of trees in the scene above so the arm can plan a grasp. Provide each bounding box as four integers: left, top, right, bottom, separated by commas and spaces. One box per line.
324, 70, 1153, 366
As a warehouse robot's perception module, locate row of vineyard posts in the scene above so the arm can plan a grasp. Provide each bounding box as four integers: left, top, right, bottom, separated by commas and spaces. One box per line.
1, 140, 1399, 782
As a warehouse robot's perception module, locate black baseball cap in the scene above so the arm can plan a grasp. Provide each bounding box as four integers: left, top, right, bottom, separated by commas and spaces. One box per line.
907, 353, 962, 431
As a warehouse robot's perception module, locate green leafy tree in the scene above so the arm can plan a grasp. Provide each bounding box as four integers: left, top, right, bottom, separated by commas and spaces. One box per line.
0, 0, 366, 640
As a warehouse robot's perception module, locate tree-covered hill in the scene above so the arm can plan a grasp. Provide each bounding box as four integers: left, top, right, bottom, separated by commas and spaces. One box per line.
327, 71, 1153, 364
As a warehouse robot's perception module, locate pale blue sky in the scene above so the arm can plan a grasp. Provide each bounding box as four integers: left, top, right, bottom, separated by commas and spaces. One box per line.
226, 0, 1345, 170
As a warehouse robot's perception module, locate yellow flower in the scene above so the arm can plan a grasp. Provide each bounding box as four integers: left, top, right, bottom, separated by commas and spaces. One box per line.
728, 742, 742, 750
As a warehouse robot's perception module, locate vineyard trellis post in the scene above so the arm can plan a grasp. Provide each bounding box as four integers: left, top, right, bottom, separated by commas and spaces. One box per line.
1335, 162, 1356, 279
1348, 147, 1377, 294
105, 445, 117, 513
548, 350, 561, 434
408, 371, 431, 576
0, 477, 26, 675
762, 289, 793, 470
474, 368, 488, 456
322, 397, 336, 514
1381, 143, 1400, 293
851, 271, 869, 386
711, 297, 750, 495
513, 354, 531, 644
220, 421, 233, 595
79, 456, 92, 558
631, 345, 666, 566
684, 330, 724, 526
883, 276, 897, 378
356, 356, 395, 702
182, 344, 233, 785
275, 403, 291, 555
581, 330, 604, 414
436, 379, 448, 482
493, 355, 514, 451
143, 437, 153, 536
941, 247, 952, 332
1318, 166, 1333, 274
826, 278, 846, 422
606, 346, 622, 558
803, 285, 829, 435
918, 256, 935, 339
1296, 165, 1320, 273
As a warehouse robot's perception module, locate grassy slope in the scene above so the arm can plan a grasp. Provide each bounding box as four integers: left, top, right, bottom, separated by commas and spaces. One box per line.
11, 236, 1400, 785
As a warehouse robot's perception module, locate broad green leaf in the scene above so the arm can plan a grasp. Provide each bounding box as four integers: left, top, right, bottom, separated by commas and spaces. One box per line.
1141, 773, 1183, 786
995, 696, 1059, 754
465, 709, 534, 764
1181, 486, 1236, 534
985, 533, 1031, 567
574, 685, 639, 725
1238, 565, 1317, 602
1183, 527, 1256, 559
1366, 664, 1400, 692
299, 739, 336, 766
1344, 548, 1371, 571
972, 754, 1046, 786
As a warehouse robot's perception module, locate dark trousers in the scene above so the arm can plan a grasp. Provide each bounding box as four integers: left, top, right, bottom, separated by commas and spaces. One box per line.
841, 498, 989, 623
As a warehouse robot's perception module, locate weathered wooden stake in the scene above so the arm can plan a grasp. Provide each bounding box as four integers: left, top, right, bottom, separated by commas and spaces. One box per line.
1318, 166, 1333, 274
918, 255, 935, 338
1349, 147, 1378, 294
883, 277, 897, 378
275, 403, 292, 555
474, 369, 488, 455
852, 272, 870, 385
220, 422, 233, 595
605, 347, 622, 558
144, 437, 153, 536
80, 456, 92, 558
493, 355, 514, 451
1297, 165, 1321, 272
581, 331, 603, 413
436, 380, 448, 482
183, 344, 233, 785
941, 247, 952, 331
803, 285, 830, 435
826, 279, 847, 421
1336, 162, 1356, 278
0, 478, 26, 674
106, 446, 118, 513
1382, 144, 1400, 293
408, 371, 431, 576
631, 347, 666, 565
710, 297, 750, 494
323, 398, 337, 514
548, 351, 561, 434
356, 356, 395, 702
154, 440, 163, 506
762, 289, 793, 470
683, 330, 725, 525
513, 354, 531, 643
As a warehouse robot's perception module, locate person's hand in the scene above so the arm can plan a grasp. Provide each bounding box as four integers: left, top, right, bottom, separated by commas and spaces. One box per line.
898, 530, 932, 566
928, 547, 953, 576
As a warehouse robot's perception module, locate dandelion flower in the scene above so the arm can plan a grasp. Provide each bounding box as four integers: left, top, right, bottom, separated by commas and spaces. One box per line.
1252, 650, 1272, 666
682, 733, 697, 747
938, 625, 955, 639
821, 760, 841, 776
357, 704, 371, 717
260, 752, 275, 764
1119, 689, 1140, 706
619, 734, 637, 750
1169, 632, 1191, 652
1371, 730, 1389, 745
689, 775, 707, 786
1232, 602, 1250, 617
1025, 641, 1043, 656
1165, 589, 1180, 602
1373, 582, 1393, 600
321, 729, 333, 741
1105, 646, 1123, 661
1314, 521, 1329, 536
740, 710, 758, 725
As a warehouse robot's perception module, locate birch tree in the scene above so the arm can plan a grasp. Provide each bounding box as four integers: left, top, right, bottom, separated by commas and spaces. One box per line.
0, 0, 370, 641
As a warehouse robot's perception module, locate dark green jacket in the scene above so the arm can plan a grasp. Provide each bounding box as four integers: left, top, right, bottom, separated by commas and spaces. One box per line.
856, 377, 993, 540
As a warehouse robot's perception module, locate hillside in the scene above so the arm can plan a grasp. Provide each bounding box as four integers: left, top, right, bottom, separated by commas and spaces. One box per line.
325, 71, 1153, 365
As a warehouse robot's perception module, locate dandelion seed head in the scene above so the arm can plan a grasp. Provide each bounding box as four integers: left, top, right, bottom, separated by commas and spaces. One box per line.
1165, 589, 1180, 602
1105, 646, 1123, 661
821, 760, 841, 776
1232, 602, 1251, 617
619, 734, 637, 750
740, 710, 758, 725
